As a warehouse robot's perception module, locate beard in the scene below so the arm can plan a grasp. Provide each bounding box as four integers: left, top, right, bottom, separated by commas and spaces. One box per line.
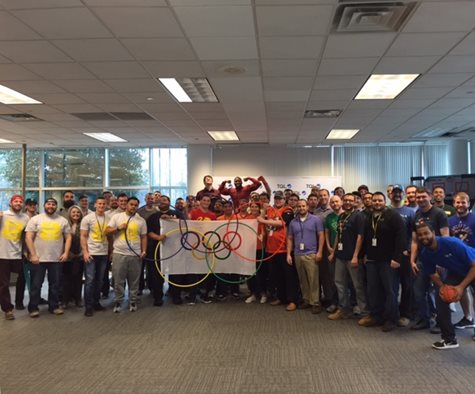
63, 200, 75, 209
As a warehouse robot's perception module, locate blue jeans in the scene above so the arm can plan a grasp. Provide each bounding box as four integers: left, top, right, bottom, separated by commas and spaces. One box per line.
413, 262, 432, 323
84, 255, 108, 308
366, 261, 398, 323
28, 262, 60, 312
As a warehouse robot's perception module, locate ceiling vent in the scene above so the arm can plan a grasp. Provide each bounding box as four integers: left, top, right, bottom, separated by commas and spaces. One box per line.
0, 113, 43, 122
441, 127, 475, 138
304, 109, 342, 118
111, 112, 153, 121
332, 1, 417, 33
415, 126, 475, 139
72, 112, 117, 121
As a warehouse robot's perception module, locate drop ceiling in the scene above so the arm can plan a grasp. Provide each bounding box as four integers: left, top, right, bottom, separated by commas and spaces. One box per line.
0, 0, 474, 147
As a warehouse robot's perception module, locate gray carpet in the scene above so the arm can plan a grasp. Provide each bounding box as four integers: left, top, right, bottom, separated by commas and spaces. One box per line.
1, 291, 474, 394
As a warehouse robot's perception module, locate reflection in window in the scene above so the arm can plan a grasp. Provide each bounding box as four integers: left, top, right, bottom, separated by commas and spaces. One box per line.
109, 148, 149, 187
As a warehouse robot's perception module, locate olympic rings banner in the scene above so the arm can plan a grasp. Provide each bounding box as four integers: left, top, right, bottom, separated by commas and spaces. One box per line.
160, 219, 258, 275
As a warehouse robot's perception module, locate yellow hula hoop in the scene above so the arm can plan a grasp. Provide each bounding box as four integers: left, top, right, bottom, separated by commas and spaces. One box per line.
153, 227, 216, 288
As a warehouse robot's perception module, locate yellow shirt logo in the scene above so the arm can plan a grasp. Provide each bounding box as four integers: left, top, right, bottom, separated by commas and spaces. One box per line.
2, 218, 24, 242
38, 221, 62, 241
91, 222, 106, 242
119, 221, 139, 242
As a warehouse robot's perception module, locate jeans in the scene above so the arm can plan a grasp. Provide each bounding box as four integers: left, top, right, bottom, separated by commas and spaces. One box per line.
334, 258, 368, 314
366, 261, 398, 323
28, 262, 61, 312
84, 255, 108, 308
0, 259, 21, 313
269, 252, 299, 304
413, 261, 431, 323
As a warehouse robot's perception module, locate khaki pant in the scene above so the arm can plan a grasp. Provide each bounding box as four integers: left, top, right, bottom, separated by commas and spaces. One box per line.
111, 253, 141, 304
294, 254, 319, 305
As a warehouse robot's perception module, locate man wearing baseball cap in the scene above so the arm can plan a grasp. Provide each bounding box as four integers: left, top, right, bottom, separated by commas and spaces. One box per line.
0, 195, 30, 320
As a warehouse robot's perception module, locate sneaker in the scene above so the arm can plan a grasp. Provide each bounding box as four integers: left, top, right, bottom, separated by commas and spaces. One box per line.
382, 320, 396, 332
358, 315, 379, 327
187, 297, 197, 306
432, 339, 459, 350
245, 295, 257, 304
449, 303, 457, 313
270, 299, 282, 306
326, 304, 338, 314
129, 302, 137, 312
286, 302, 297, 312
113, 303, 121, 313
200, 295, 212, 304
398, 317, 410, 327
454, 317, 475, 329
353, 305, 362, 315
93, 303, 105, 311
217, 294, 226, 301
411, 320, 430, 330
52, 308, 64, 315
29, 310, 40, 318
84, 308, 93, 317
260, 295, 267, 304
232, 292, 240, 299
328, 308, 346, 321
311, 304, 322, 314
5, 310, 15, 320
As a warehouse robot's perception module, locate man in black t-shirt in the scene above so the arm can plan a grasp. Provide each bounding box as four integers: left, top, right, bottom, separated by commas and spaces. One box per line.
146, 195, 183, 306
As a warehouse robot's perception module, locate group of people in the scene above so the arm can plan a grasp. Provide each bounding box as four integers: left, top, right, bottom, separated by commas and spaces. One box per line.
1, 176, 474, 351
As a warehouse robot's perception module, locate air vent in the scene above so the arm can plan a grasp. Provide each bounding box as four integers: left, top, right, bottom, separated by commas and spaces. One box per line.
333, 1, 417, 33
0, 113, 43, 122
111, 112, 153, 121
72, 112, 117, 121
441, 127, 475, 138
304, 109, 342, 118
415, 126, 475, 139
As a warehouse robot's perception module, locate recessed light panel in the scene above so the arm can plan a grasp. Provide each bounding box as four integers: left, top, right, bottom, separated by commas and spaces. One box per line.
159, 78, 218, 103
355, 74, 419, 100
83, 133, 127, 142
326, 129, 359, 139
0, 84, 42, 104
208, 131, 239, 141
0, 138, 15, 143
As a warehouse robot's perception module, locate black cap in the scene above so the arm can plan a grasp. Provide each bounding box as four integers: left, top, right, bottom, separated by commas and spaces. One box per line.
25, 198, 38, 205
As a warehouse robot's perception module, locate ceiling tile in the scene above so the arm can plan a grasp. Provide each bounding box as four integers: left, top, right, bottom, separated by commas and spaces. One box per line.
430, 56, 475, 73
53, 79, 115, 93
190, 37, 258, 60
0, 11, 41, 39
261, 59, 317, 77
85, 1, 167, 6
450, 32, 475, 56
412, 73, 472, 88
0, 0, 83, 9
387, 33, 465, 57
260, 36, 325, 59
174, 6, 254, 37
142, 61, 205, 77
52, 39, 133, 62
76, 92, 130, 104
0, 64, 40, 80
93, 7, 183, 38
4, 80, 66, 94
83, 62, 149, 79
313, 75, 367, 90
0, 41, 72, 63
403, 2, 475, 33
323, 33, 396, 58
256, 5, 332, 36
104, 78, 164, 92
309, 88, 358, 101
121, 38, 196, 60
22, 63, 96, 80
264, 90, 310, 102
12, 8, 112, 39
399, 87, 453, 100
201, 60, 260, 77
263, 77, 313, 91
318, 58, 379, 75
373, 56, 440, 74
31, 93, 84, 105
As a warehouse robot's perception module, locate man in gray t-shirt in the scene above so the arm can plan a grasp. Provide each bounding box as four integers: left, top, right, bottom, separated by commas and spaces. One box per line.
25, 198, 71, 317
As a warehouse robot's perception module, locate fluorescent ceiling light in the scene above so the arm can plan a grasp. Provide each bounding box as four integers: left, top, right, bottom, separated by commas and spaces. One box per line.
326, 129, 359, 139
159, 78, 218, 103
355, 74, 419, 100
0, 138, 15, 143
208, 130, 239, 141
83, 133, 127, 142
0, 84, 42, 104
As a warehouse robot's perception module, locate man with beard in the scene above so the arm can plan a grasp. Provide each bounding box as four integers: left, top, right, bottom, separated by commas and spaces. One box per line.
147, 195, 183, 306
137, 193, 157, 221
25, 198, 72, 317
106, 197, 147, 313
196, 175, 222, 212
307, 193, 319, 215
358, 192, 405, 332
287, 199, 324, 314
448, 192, 475, 330
325, 195, 342, 313
329, 193, 368, 321
219, 176, 261, 210
432, 186, 456, 217
0, 195, 29, 320
416, 221, 475, 348
389, 185, 415, 327
405, 185, 418, 210
58, 190, 75, 218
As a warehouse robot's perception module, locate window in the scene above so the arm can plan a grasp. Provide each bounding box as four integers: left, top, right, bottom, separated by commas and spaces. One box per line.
109, 148, 149, 187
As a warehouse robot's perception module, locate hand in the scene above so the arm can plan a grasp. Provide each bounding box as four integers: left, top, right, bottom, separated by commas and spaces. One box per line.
315, 253, 322, 264
83, 252, 92, 263
118, 223, 127, 231
328, 252, 334, 262
243, 177, 249, 182
31, 254, 40, 264
59, 253, 68, 263
390, 260, 400, 269
286, 254, 293, 265
453, 285, 464, 302
257, 176, 264, 182
140, 251, 146, 259
403, 250, 410, 256
411, 261, 419, 275
350, 256, 358, 268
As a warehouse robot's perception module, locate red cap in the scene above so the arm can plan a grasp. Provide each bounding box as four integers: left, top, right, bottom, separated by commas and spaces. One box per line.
10, 194, 24, 204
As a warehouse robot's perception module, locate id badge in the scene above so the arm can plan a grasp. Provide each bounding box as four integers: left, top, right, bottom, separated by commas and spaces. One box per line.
372, 238, 377, 247
337, 242, 343, 251
269, 230, 273, 237
299, 243, 305, 251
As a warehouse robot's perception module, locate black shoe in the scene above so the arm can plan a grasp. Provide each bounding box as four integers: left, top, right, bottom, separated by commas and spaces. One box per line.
15, 303, 25, 311
84, 308, 93, 317
382, 320, 396, 332
454, 317, 475, 329
172, 298, 183, 305
154, 299, 164, 307
93, 303, 105, 311
39, 298, 48, 305
432, 339, 459, 350
411, 320, 430, 330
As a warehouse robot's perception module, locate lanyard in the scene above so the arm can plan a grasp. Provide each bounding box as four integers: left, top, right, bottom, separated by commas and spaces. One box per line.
337, 211, 353, 241
372, 213, 382, 235
95, 213, 106, 241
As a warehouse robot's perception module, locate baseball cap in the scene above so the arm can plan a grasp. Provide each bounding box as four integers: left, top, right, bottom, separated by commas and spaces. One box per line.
274, 191, 284, 199
25, 198, 38, 205
392, 184, 403, 192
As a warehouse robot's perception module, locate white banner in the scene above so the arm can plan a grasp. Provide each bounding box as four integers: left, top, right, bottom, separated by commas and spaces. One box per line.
214, 175, 342, 201
160, 219, 258, 275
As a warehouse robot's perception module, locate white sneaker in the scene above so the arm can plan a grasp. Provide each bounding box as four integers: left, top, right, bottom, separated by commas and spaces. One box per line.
260, 295, 267, 304
245, 295, 257, 304
113, 303, 121, 313
129, 302, 137, 312
398, 317, 410, 327
353, 305, 361, 315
